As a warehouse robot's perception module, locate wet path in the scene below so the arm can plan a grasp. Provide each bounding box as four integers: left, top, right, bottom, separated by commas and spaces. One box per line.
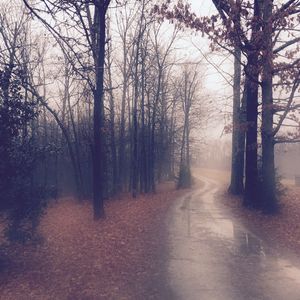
166, 176, 300, 300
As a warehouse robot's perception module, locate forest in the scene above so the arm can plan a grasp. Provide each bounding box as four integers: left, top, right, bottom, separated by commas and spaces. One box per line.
1, 0, 300, 299
157, 0, 300, 212
0, 0, 206, 236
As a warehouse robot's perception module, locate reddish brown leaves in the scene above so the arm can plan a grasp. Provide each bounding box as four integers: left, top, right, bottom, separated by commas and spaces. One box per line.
0, 183, 184, 300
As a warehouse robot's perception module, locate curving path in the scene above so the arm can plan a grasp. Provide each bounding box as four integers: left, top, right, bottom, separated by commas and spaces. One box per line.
166, 175, 300, 300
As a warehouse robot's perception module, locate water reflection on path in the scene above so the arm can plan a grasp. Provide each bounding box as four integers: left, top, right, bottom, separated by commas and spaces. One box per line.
167, 177, 300, 300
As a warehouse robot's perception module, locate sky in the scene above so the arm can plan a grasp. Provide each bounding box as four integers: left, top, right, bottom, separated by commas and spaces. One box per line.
189, 0, 217, 15
182, 1, 234, 139
6, 0, 232, 140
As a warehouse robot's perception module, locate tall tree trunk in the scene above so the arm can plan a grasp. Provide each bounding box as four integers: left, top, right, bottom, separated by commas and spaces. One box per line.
243, 66, 259, 208
127, 85, 132, 191
169, 98, 176, 179
149, 68, 163, 192
149, 97, 158, 192
132, 53, 139, 198
140, 48, 148, 193
178, 113, 187, 188
261, 0, 277, 212
118, 47, 128, 192
146, 89, 152, 192
178, 109, 191, 188
93, 3, 107, 219
243, 0, 262, 208
67, 88, 84, 198
229, 46, 244, 194
107, 34, 118, 195
178, 74, 192, 189
186, 117, 190, 172
131, 1, 146, 197
132, 86, 139, 198
238, 88, 247, 186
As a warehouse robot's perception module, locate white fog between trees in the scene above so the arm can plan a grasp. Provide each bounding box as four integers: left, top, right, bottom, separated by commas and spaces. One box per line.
0, 0, 299, 240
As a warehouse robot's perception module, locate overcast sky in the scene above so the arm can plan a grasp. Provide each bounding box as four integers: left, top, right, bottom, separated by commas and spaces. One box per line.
185, 1, 233, 140
189, 0, 217, 15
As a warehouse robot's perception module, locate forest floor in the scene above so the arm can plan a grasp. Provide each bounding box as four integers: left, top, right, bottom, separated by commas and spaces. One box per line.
199, 168, 300, 262
2, 170, 300, 300
0, 182, 186, 300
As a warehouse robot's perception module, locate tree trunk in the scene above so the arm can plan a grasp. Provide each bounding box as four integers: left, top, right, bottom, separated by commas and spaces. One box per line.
146, 89, 152, 192
67, 84, 84, 198
140, 48, 148, 193
178, 73, 192, 189
93, 4, 107, 219
132, 52, 139, 198
107, 34, 118, 196
243, 0, 262, 209
229, 46, 244, 195
118, 50, 127, 192
238, 88, 247, 186
131, 2, 146, 197
261, 0, 277, 213
132, 81, 138, 198
243, 62, 259, 208
169, 98, 176, 179
149, 67, 163, 193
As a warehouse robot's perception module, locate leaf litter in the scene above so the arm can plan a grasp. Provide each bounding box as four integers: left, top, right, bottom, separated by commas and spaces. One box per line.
0, 182, 185, 300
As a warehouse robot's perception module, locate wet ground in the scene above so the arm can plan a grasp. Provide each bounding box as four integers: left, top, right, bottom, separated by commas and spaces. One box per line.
166, 176, 300, 300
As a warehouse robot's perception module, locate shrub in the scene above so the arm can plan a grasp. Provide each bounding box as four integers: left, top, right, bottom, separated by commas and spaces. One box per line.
0, 66, 50, 243
177, 164, 192, 189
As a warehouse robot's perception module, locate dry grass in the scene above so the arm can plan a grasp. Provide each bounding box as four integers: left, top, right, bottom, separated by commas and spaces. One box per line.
0, 182, 185, 300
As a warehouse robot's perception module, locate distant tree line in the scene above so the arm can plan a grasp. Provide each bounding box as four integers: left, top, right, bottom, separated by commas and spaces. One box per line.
157, 0, 300, 213
0, 0, 204, 240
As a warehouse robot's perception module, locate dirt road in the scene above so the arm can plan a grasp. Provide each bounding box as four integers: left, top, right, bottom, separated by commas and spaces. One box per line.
166, 175, 300, 300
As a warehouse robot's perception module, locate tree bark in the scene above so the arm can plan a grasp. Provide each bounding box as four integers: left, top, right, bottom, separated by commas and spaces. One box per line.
243, 0, 262, 208
118, 41, 128, 192
261, 0, 277, 213
229, 46, 244, 195
107, 33, 118, 195
132, 42, 140, 198
178, 70, 192, 189
67, 81, 85, 198
243, 61, 259, 208
140, 47, 148, 193
93, 3, 107, 219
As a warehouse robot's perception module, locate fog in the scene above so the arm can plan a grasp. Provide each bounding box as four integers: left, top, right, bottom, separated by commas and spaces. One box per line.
1, 0, 300, 299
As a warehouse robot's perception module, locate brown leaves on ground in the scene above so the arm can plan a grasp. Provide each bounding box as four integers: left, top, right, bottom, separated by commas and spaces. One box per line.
221, 185, 300, 260
0, 182, 184, 300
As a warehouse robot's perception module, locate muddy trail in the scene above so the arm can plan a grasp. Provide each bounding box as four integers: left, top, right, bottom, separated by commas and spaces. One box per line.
165, 175, 300, 300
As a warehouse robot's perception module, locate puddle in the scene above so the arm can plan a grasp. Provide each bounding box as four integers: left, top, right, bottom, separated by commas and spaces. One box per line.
277, 259, 300, 284
233, 228, 266, 256
191, 180, 268, 257
168, 176, 300, 299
